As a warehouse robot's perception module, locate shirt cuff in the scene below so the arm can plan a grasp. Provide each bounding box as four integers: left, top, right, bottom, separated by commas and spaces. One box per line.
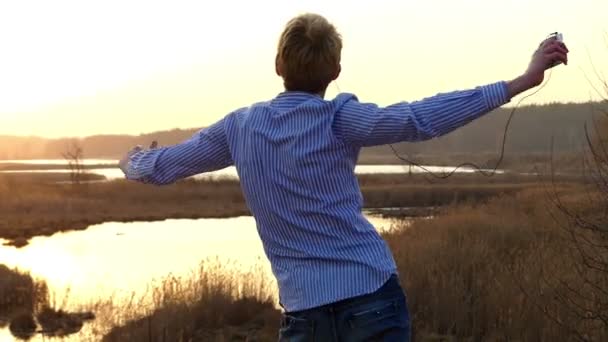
126, 149, 161, 181
480, 81, 510, 110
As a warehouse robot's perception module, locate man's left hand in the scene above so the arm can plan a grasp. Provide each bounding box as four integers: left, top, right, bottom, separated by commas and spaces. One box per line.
119, 141, 158, 176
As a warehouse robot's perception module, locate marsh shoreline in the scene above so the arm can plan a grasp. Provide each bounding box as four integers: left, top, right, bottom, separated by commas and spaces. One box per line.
0, 172, 579, 247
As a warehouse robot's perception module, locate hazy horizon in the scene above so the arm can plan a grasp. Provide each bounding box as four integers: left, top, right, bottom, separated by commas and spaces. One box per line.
0, 100, 604, 140
1, 0, 607, 138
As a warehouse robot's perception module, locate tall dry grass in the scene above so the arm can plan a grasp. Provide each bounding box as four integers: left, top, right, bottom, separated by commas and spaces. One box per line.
0, 265, 48, 325
0, 266, 96, 339
386, 186, 606, 341
98, 261, 279, 342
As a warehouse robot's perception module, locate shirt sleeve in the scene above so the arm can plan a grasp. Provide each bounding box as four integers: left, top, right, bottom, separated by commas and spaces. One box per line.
125, 116, 234, 185
332, 81, 510, 147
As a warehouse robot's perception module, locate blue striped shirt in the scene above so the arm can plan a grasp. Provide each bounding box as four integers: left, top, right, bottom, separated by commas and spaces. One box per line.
125, 82, 510, 311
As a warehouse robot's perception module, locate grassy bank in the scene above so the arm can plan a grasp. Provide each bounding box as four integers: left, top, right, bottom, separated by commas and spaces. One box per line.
0, 265, 47, 326
0, 172, 569, 247
0, 175, 247, 247
0, 266, 95, 340
100, 263, 279, 342
96, 184, 605, 341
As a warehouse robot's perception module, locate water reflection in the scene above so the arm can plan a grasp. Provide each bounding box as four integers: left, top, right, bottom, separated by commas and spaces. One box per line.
0, 214, 401, 308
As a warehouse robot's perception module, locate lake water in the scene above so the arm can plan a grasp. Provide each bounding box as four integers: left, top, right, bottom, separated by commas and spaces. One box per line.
0, 159, 493, 181
0, 214, 404, 341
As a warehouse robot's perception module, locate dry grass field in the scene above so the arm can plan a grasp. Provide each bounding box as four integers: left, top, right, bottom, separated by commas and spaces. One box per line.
4, 183, 602, 341
97, 185, 604, 341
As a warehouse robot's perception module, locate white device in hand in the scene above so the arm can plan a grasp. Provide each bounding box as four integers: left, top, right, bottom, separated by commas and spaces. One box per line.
550, 32, 563, 42
548, 32, 564, 67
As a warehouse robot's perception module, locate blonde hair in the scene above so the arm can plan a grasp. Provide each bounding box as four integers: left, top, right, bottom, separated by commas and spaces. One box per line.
276, 13, 342, 93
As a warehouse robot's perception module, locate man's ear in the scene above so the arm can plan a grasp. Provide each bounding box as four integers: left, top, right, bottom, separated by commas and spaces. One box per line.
333, 63, 341, 81
275, 55, 282, 77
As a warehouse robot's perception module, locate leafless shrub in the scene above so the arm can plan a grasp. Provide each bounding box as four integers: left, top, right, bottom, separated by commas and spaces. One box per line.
533, 47, 608, 341
61, 139, 85, 186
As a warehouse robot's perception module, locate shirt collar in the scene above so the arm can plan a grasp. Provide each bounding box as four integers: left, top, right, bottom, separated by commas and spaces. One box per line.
276, 91, 323, 99
272, 91, 324, 109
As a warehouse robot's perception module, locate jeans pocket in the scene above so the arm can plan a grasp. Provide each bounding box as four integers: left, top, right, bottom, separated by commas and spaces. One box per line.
345, 296, 410, 342
279, 314, 315, 342
347, 301, 399, 328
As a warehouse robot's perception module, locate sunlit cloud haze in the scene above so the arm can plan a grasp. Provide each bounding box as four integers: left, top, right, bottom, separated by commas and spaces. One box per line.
0, 0, 606, 137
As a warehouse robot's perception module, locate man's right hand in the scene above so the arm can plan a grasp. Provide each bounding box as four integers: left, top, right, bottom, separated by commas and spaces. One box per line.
525, 36, 569, 87
506, 36, 569, 99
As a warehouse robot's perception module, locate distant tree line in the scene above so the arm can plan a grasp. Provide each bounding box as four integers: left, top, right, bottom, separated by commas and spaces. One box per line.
0, 102, 603, 160
377, 102, 601, 158
0, 128, 198, 160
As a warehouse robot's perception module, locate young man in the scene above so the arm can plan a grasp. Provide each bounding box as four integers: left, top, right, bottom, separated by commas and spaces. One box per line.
120, 13, 568, 342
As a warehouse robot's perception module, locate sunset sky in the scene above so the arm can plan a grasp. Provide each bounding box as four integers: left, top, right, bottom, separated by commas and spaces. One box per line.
0, 0, 607, 138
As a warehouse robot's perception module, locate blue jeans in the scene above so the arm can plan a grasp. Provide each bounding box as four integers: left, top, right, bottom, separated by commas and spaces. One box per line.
279, 274, 410, 342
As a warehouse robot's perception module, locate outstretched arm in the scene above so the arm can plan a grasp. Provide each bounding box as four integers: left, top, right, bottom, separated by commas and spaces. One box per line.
333, 82, 510, 146
119, 117, 233, 185
333, 36, 569, 147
